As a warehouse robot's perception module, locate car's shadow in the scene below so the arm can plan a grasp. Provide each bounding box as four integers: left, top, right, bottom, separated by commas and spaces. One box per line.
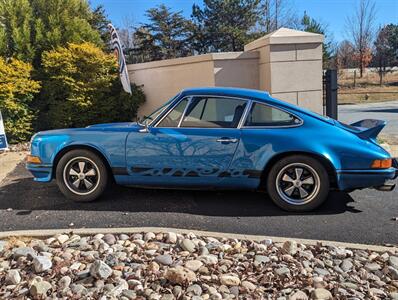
0, 163, 362, 217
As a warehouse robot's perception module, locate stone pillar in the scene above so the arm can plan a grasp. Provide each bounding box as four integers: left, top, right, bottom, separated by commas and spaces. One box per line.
244, 28, 324, 114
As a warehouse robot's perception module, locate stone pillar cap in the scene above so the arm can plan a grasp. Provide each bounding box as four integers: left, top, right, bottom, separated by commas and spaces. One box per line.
245, 27, 324, 51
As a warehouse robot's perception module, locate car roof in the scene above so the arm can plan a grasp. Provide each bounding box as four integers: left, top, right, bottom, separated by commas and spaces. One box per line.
180, 87, 295, 110
180, 87, 271, 101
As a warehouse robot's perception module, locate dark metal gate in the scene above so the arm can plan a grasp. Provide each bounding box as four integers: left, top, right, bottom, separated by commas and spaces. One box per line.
323, 69, 338, 119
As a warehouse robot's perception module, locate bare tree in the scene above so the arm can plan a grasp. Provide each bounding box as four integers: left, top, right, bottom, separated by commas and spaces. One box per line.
336, 40, 356, 69
117, 15, 136, 64
119, 15, 136, 50
345, 0, 377, 77
258, 0, 299, 33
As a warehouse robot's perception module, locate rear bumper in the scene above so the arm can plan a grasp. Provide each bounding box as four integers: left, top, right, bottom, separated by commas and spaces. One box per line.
26, 163, 53, 182
337, 166, 397, 191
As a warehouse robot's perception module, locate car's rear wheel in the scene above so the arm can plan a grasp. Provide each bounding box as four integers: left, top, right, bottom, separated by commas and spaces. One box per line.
56, 149, 108, 202
267, 155, 329, 211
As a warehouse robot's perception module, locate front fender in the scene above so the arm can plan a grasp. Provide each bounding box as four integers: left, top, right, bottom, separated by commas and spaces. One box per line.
30, 134, 70, 166
28, 130, 129, 181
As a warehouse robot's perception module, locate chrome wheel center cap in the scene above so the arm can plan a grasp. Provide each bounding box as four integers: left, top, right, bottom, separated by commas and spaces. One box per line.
78, 173, 85, 180
293, 180, 302, 187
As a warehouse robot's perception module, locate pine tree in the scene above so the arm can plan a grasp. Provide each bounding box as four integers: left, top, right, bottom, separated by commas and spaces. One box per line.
132, 5, 193, 62
0, 0, 34, 62
0, 0, 103, 66
373, 24, 398, 85
191, 0, 260, 52
89, 5, 111, 47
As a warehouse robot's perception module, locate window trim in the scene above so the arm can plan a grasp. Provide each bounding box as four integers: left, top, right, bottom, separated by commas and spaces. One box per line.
144, 92, 182, 127
241, 100, 304, 129
153, 96, 192, 128
154, 95, 251, 129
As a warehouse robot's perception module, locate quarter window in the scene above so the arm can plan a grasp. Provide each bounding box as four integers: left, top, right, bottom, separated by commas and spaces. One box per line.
244, 103, 301, 127
181, 97, 247, 128
157, 99, 188, 127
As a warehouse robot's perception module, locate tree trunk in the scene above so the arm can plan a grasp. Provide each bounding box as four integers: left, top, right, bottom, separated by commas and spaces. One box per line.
353, 70, 357, 88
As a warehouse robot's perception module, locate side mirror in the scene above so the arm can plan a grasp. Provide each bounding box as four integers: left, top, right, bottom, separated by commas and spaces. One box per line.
139, 123, 149, 133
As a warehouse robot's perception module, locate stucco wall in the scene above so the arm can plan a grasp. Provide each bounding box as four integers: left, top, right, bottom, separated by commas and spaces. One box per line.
128, 28, 324, 117
213, 52, 259, 89
128, 52, 260, 117
128, 55, 215, 117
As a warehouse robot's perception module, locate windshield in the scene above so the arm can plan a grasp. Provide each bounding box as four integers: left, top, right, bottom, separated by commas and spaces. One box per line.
140, 94, 179, 126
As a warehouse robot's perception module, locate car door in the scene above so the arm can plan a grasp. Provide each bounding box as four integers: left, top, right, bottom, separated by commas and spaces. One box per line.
125, 95, 248, 187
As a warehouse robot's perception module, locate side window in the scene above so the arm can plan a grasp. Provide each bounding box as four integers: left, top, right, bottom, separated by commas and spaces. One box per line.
244, 103, 301, 127
181, 97, 247, 128
157, 99, 188, 127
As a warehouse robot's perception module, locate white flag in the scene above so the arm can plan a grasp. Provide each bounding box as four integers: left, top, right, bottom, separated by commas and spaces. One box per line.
0, 111, 8, 150
108, 23, 132, 94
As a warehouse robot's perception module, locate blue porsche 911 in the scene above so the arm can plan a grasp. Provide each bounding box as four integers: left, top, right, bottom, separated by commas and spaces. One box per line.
27, 87, 397, 211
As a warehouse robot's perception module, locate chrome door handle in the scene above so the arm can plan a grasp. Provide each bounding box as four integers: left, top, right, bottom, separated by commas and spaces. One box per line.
216, 138, 238, 143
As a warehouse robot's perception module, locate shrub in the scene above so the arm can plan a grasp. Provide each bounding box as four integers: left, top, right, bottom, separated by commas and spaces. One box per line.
39, 42, 145, 129
0, 58, 40, 143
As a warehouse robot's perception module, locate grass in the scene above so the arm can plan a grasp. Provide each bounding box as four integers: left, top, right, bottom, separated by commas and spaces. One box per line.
338, 70, 398, 104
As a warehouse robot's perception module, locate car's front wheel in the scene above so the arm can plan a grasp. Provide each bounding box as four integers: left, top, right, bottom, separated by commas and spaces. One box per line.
56, 149, 108, 202
267, 155, 330, 212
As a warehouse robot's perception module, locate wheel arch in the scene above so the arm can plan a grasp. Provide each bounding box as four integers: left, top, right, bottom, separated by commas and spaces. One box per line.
259, 151, 338, 190
52, 145, 114, 181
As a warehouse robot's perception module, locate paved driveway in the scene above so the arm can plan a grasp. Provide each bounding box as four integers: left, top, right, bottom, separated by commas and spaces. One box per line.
0, 163, 397, 245
339, 100, 398, 138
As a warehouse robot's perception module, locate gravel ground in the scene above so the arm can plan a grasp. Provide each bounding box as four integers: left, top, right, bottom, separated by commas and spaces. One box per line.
1, 143, 30, 153
1, 232, 398, 299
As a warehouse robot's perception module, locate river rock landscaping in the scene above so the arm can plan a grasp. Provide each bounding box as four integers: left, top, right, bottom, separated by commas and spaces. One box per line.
0, 232, 397, 299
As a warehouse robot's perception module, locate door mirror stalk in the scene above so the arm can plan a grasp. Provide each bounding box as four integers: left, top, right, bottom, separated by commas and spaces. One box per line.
139, 123, 149, 133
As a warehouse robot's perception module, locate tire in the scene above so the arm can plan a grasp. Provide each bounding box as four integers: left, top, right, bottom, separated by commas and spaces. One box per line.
266, 155, 330, 212
56, 149, 108, 202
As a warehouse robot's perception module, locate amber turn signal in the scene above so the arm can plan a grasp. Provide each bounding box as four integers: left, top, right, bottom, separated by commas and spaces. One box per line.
26, 155, 42, 164
371, 159, 392, 169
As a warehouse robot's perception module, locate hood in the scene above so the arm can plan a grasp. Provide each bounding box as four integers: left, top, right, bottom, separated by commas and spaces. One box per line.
34, 122, 139, 137
86, 122, 138, 129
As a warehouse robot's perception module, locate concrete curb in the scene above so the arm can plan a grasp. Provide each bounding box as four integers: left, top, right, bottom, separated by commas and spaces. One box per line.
0, 227, 396, 253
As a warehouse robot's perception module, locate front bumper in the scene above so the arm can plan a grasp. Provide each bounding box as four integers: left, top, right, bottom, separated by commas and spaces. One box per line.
26, 163, 53, 182
337, 165, 397, 191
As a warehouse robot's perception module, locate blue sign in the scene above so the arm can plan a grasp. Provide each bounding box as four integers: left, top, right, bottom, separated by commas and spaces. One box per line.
0, 111, 8, 150
0, 134, 7, 149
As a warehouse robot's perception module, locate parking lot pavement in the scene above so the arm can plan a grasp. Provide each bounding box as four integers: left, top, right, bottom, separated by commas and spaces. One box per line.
339, 100, 398, 137
0, 163, 397, 245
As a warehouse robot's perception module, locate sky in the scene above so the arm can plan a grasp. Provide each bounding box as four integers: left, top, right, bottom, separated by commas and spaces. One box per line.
90, 0, 398, 43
